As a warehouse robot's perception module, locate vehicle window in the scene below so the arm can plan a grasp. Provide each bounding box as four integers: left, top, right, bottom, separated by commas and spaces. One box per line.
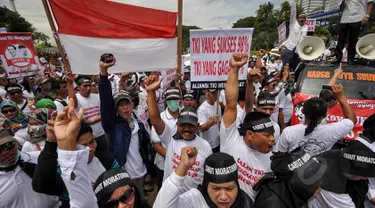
300, 70, 375, 100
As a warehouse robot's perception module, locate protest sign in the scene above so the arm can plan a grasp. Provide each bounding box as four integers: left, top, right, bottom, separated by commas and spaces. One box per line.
278, 22, 287, 45
0, 32, 40, 78
306, 19, 316, 32
190, 28, 253, 89
291, 93, 375, 140
161, 68, 177, 89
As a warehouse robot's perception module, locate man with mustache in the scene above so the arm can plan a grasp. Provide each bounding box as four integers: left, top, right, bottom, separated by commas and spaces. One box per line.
146, 75, 212, 191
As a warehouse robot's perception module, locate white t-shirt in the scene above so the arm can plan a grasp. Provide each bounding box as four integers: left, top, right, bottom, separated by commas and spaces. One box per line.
281, 92, 293, 123
75, 93, 105, 138
0, 86, 6, 98
236, 104, 246, 128
122, 119, 147, 179
17, 99, 30, 115
219, 90, 226, 106
197, 101, 222, 149
23, 90, 34, 100
267, 62, 280, 74
136, 87, 149, 120
160, 124, 212, 191
151, 109, 178, 170
54, 99, 66, 114
87, 156, 106, 187
270, 91, 286, 123
309, 189, 355, 208
275, 119, 354, 156
21, 140, 46, 152
14, 128, 28, 147
220, 122, 272, 200
253, 82, 262, 97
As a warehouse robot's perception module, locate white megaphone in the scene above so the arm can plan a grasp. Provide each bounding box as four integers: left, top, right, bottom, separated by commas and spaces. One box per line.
297, 36, 325, 61
356, 34, 375, 60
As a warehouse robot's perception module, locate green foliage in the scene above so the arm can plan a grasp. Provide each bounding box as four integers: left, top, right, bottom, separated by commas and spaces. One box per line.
0, 6, 50, 45
181, 25, 201, 53
232, 16, 256, 28
314, 25, 331, 44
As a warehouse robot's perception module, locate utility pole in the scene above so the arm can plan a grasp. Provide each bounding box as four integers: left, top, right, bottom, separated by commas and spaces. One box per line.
9, 0, 17, 12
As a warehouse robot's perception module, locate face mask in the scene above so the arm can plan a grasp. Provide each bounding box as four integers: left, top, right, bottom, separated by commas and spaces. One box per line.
167, 100, 180, 112
0, 151, 20, 168
28, 124, 47, 140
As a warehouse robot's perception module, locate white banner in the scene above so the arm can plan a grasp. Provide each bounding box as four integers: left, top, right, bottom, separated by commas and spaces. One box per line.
161, 68, 177, 89
278, 22, 287, 45
189, 28, 253, 89
306, 19, 316, 32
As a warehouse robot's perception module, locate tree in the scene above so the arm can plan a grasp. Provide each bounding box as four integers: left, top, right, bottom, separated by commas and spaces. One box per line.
314, 25, 331, 44
232, 17, 256, 28
0, 6, 50, 45
181, 25, 201, 53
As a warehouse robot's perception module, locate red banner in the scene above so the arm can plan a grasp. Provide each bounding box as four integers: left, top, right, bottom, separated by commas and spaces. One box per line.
0, 32, 40, 78
291, 93, 375, 140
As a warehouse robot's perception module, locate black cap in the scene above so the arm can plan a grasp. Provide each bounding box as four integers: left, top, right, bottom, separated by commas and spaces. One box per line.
5, 83, 22, 92
204, 152, 238, 184
164, 87, 181, 101
177, 107, 198, 126
183, 93, 195, 100
93, 169, 130, 207
241, 111, 275, 134
75, 75, 92, 85
339, 139, 375, 178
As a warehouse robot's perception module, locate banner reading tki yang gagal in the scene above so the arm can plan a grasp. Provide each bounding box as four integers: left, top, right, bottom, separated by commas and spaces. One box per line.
189, 28, 254, 89
0, 32, 40, 78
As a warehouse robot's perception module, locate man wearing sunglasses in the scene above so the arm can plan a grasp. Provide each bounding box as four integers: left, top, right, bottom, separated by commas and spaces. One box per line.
5, 83, 31, 114
282, 0, 307, 71
0, 130, 60, 207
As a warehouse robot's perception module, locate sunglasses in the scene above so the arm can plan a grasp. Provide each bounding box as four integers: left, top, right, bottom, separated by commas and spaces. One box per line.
0, 141, 15, 154
8, 91, 22, 96
105, 187, 134, 207
2, 108, 17, 114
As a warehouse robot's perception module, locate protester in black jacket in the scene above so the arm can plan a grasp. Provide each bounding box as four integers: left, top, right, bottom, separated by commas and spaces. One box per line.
32, 117, 119, 208
253, 148, 327, 208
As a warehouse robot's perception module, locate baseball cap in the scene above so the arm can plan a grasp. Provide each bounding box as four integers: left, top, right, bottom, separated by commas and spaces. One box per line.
177, 107, 198, 126
75, 75, 92, 86
183, 93, 195, 100
240, 111, 275, 135
0, 129, 14, 146
93, 168, 130, 207
5, 83, 22, 93
164, 87, 181, 101
114, 90, 132, 106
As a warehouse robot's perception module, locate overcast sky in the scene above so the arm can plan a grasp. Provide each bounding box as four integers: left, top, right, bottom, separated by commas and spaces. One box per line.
0, 0, 284, 39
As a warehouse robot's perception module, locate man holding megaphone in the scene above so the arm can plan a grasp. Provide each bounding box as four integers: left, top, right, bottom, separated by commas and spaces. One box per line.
333, 0, 373, 65
282, 0, 308, 71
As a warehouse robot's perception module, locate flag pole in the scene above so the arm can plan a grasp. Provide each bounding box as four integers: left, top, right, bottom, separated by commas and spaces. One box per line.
177, 0, 183, 75
41, 0, 71, 72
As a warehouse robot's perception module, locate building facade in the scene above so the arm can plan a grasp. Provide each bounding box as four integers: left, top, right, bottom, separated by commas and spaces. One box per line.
301, 0, 325, 13
325, 0, 340, 11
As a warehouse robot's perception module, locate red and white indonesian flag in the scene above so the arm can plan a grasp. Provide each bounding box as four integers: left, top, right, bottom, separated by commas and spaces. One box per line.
49, 0, 177, 74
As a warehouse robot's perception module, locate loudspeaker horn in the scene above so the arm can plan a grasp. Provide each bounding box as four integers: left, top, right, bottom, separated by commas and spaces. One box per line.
297, 36, 325, 61
356, 34, 375, 60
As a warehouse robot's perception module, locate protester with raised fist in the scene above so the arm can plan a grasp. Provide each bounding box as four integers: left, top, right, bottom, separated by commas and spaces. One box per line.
221, 53, 275, 200
275, 84, 356, 156
98, 54, 154, 201
146, 74, 212, 190
154, 147, 253, 208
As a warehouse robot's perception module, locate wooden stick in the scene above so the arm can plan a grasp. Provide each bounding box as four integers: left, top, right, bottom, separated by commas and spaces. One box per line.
41, 0, 71, 72
177, 0, 183, 75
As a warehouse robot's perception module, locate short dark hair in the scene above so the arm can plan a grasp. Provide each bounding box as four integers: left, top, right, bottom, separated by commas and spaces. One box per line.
319, 89, 336, 102
18, 45, 26, 49
77, 122, 93, 141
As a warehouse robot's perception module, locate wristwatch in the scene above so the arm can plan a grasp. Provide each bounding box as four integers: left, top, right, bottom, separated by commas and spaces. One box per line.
366, 14, 370, 18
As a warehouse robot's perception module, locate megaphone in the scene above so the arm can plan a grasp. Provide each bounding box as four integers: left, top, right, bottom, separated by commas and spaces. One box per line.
297, 36, 325, 61
356, 34, 375, 60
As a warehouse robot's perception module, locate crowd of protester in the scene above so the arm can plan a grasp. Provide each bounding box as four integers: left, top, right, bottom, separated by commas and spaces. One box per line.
0, 49, 374, 208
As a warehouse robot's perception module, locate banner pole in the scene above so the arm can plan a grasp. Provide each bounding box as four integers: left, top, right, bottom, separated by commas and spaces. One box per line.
41, 0, 71, 72
177, 0, 183, 75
